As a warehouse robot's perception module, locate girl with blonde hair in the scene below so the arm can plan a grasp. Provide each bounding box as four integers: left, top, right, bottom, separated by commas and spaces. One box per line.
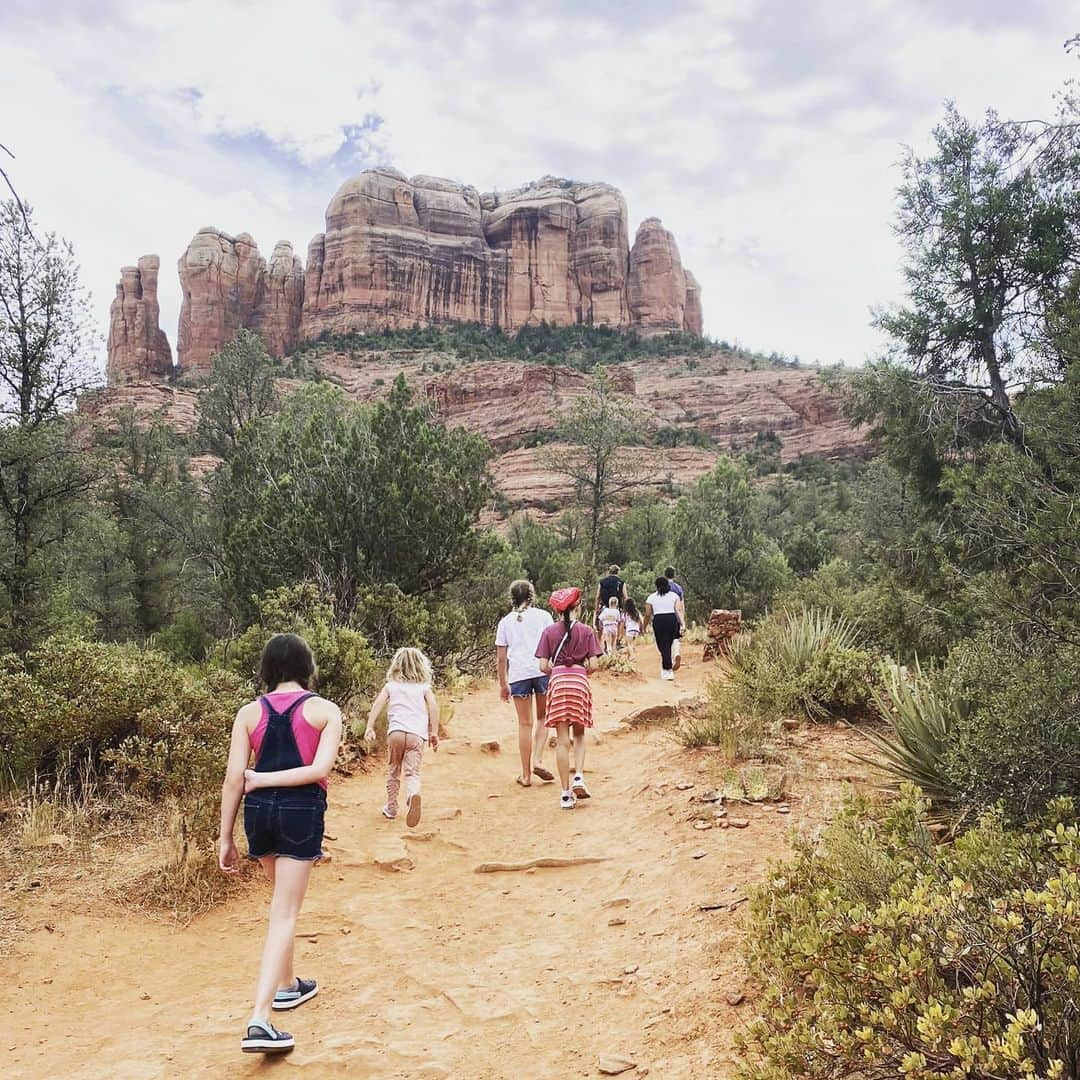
364, 647, 440, 827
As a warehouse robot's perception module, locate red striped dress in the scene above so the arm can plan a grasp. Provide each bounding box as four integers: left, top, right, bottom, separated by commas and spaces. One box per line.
536, 620, 601, 729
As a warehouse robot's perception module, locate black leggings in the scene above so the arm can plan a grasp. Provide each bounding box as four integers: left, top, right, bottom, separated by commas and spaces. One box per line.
652, 613, 680, 671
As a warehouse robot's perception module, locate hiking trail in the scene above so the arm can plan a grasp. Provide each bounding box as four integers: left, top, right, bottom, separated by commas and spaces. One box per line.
5, 653, 862, 1078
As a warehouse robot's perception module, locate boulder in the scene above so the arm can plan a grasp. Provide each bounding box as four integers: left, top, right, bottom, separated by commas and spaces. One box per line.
106, 256, 172, 384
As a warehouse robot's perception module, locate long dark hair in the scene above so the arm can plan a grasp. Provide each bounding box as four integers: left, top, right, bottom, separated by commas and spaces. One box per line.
655, 576, 671, 595
624, 597, 641, 622
259, 633, 317, 691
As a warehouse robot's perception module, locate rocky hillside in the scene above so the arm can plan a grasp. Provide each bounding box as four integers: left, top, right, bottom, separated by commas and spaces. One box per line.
106, 170, 702, 382
83, 341, 868, 518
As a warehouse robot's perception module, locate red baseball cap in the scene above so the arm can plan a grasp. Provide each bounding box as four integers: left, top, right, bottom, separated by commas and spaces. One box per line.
549, 587, 582, 613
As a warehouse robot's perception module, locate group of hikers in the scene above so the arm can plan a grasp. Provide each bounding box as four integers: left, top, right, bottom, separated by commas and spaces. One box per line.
218, 566, 687, 1054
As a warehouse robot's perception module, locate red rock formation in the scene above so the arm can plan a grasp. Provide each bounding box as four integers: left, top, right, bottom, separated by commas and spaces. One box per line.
684, 270, 703, 336
250, 241, 304, 359
106, 256, 172, 385
627, 218, 687, 332
177, 229, 304, 375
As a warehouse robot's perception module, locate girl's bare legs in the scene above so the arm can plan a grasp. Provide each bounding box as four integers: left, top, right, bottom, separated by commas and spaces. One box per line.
572, 722, 587, 778
555, 723, 572, 790
251, 857, 314, 1023
532, 693, 549, 770
513, 694, 534, 784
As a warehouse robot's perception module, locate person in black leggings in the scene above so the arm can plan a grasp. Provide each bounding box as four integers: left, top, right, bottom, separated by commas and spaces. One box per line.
644, 576, 685, 680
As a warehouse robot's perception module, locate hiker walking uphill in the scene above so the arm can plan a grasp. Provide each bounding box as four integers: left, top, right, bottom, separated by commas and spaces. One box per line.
364, 647, 441, 827
535, 587, 602, 809
594, 564, 627, 628
644, 577, 686, 681
218, 633, 343, 1056
495, 579, 556, 787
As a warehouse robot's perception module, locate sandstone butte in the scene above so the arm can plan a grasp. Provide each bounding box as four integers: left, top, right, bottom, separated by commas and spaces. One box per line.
106, 168, 704, 382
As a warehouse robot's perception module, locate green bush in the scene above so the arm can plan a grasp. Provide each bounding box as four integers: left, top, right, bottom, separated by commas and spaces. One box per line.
728, 609, 878, 724
678, 677, 766, 762
739, 788, 1080, 1080
943, 637, 1080, 821
217, 583, 378, 710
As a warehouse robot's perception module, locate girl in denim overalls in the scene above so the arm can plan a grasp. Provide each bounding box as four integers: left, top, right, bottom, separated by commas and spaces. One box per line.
218, 633, 343, 1056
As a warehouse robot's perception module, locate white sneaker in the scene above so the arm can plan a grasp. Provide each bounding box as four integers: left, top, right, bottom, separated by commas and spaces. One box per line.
661, 669, 675, 681
572, 774, 591, 799
560, 791, 577, 810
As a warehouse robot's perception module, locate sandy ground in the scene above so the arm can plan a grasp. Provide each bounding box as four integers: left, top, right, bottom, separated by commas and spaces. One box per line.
3, 651, 869, 1079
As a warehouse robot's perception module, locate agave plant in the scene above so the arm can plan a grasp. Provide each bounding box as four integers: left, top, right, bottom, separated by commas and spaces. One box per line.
857, 660, 965, 807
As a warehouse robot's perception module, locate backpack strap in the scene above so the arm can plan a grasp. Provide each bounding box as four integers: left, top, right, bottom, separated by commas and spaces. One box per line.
261, 691, 316, 720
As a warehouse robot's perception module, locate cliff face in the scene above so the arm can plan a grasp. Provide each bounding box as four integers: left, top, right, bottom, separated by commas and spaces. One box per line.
175, 229, 304, 376
105, 256, 172, 384
107, 168, 704, 384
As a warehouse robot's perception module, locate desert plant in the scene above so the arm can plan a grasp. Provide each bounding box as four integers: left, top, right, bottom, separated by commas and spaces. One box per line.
739, 788, 1080, 1079
678, 678, 766, 762
858, 660, 965, 808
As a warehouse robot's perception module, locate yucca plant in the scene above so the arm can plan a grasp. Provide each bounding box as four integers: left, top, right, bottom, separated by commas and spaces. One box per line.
858, 660, 965, 808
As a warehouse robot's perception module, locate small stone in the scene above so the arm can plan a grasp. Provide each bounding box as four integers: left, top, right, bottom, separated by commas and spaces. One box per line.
691, 850, 708, 860
696, 789, 721, 803
481, 739, 500, 753
712, 807, 727, 819
726, 989, 745, 1006
776, 805, 791, 815
624, 964, 639, 974
140, 992, 151, 1001
781, 717, 800, 731
608, 917, 627, 927
694, 821, 712, 831
603, 897, 631, 908
675, 781, 694, 791
434, 808, 462, 820
729, 818, 750, 829
598, 1053, 637, 1074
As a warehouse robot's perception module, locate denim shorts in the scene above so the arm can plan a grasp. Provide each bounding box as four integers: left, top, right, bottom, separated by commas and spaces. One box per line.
510, 675, 550, 698
244, 788, 326, 861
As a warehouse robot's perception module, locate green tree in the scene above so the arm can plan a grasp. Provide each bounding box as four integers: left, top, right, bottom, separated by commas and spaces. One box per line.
0, 200, 100, 648
671, 457, 792, 617
871, 103, 1080, 449
551, 366, 652, 564
195, 328, 279, 456
215, 377, 491, 613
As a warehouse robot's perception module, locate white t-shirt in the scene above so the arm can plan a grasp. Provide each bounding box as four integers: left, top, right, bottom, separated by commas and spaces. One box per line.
599, 607, 621, 633
646, 591, 680, 615
495, 606, 554, 682
386, 681, 431, 740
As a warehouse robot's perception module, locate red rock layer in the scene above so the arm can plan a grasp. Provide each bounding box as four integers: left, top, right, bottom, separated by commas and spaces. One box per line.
105, 255, 172, 384
627, 218, 687, 333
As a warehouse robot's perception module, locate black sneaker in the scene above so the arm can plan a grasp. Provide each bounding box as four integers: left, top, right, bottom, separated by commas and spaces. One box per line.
273, 977, 318, 1011
241, 1020, 295, 1053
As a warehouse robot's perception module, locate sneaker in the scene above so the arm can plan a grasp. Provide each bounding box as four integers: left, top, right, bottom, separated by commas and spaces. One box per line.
406, 793, 423, 828
560, 791, 577, 810
242, 1020, 295, 1054
572, 774, 591, 799
661, 669, 675, 681
273, 977, 318, 1011
381, 806, 397, 820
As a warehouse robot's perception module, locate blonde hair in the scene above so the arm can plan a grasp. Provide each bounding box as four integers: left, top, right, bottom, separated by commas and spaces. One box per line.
387, 647, 433, 685
608, 596, 619, 607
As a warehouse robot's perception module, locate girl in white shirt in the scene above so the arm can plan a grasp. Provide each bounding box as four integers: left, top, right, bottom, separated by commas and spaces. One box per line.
364, 647, 439, 827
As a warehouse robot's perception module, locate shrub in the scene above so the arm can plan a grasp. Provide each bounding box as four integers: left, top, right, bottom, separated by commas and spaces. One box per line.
218, 583, 378, 711
678, 678, 766, 761
739, 788, 1080, 1079
728, 609, 878, 724
943, 637, 1080, 821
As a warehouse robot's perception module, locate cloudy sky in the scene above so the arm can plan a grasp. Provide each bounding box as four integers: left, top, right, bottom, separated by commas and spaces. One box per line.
1, 0, 1076, 373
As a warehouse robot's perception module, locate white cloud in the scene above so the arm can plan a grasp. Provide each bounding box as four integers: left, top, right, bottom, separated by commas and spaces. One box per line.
0, 0, 1075, 374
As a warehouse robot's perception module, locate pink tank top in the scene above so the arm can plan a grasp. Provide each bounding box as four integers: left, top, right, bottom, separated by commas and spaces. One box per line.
249, 690, 328, 790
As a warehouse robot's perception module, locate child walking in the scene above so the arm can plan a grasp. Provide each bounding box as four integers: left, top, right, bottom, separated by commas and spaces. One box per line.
364, 647, 439, 827
598, 596, 622, 655
622, 597, 643, 661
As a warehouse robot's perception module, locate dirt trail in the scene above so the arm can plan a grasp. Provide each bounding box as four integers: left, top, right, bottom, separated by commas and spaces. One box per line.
4, 653, 858, 1079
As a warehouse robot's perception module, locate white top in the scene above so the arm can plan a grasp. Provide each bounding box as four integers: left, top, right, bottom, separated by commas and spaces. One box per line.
599, 607, 622, 632
624, 616, 642, 634
386, 681, 431, 740
495, 606, 554, 682
646, 590, 680, 615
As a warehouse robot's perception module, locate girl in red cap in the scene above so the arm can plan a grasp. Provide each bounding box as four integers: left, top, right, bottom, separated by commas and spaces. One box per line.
534, 587, 602, 809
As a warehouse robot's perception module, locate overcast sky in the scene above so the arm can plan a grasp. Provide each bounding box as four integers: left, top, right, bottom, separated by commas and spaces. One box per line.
1, 0, 1076, 373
